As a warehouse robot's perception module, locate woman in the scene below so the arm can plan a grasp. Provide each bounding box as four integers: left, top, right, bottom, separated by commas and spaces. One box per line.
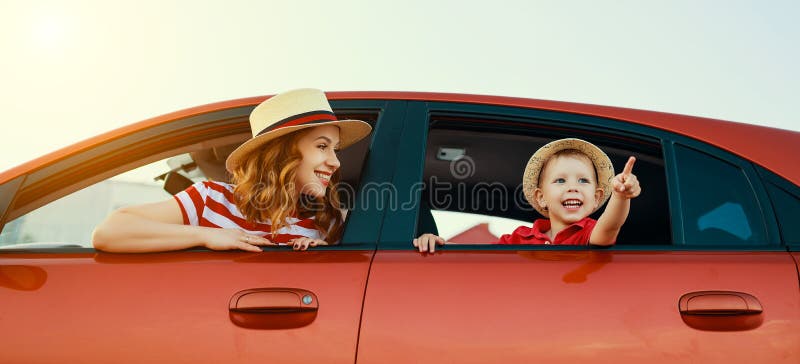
92, 88, 372, 252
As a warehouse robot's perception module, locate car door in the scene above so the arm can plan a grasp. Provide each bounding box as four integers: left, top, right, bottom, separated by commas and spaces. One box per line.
0, 99, 406, 363
356, 101, 800, 363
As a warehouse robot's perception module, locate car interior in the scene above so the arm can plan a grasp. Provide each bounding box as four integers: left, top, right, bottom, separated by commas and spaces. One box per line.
418, 118, 671, 245
159, 130, 373, 199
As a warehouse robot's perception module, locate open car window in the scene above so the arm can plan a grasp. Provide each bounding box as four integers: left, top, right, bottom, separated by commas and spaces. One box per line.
0, 109, 377, 250
0, 156, 191, 248
418, 116, 671, 245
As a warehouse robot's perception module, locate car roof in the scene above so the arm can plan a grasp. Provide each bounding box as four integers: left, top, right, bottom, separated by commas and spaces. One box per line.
2, 91, 798, 186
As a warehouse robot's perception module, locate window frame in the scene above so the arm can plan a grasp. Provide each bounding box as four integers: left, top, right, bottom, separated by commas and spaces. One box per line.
756, 165, 800, 247
0, 99, 404, 253
664, 138, 781, 246
377, 101, 785, 251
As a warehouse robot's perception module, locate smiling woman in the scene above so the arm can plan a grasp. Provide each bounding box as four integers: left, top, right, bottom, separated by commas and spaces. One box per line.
91, 88, 372, 253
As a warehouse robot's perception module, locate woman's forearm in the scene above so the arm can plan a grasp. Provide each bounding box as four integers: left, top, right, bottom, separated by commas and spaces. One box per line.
92, 209, 207, 253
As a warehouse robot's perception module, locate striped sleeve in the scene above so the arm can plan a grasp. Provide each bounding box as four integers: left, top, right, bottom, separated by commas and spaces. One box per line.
173, 181, 210, 226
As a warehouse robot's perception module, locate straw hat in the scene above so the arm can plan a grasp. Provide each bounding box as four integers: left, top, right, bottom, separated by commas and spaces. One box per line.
522, 138, 614, 217
225, 88, 372, 172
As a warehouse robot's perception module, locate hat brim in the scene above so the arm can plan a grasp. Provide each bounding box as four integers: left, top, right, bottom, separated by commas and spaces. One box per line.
225, 119, 372, 173
522, 138, 615, 217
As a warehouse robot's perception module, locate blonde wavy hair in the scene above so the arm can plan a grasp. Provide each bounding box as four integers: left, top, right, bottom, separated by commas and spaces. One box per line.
229, 129, 344, 243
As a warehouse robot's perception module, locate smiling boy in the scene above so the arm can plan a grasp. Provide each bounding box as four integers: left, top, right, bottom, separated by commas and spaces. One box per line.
413, 138, 642, 251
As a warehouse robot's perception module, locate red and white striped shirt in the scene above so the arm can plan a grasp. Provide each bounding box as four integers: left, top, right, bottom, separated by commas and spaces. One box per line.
173, 181, 324, 244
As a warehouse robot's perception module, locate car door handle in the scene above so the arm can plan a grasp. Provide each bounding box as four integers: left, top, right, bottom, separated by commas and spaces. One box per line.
229, 288, 318, 329
678, 291, 763, 331
679, 290, 762, 315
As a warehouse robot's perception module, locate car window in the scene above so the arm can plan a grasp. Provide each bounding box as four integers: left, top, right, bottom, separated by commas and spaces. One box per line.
673, 144, 768, 245
418, 117, 670, 245
0, 155, 202, 247
763, 180, 800, 244
430, 210, 529, 243
0, 110, 377, 249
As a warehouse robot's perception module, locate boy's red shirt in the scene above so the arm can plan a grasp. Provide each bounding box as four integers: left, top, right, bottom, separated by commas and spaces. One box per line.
496, 217, 598, 245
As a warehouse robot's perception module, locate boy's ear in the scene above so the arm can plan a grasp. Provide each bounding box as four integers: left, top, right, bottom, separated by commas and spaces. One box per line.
534, 188, 546, 209
594, 188, 604, 208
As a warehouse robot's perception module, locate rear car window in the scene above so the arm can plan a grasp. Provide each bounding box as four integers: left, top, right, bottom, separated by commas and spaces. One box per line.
674, 144, 768, 245
764, 181, 800, 243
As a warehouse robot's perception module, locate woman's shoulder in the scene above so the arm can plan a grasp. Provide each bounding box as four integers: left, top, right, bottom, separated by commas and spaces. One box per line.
197, 180, 236, 192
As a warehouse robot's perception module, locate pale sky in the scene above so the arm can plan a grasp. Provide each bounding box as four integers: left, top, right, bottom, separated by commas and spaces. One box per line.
1, 0, 798, 172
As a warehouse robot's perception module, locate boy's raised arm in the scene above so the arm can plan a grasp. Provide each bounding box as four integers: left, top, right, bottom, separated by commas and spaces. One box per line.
590, 157, 641, 246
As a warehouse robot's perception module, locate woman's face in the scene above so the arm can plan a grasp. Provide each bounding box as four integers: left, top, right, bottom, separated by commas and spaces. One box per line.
294, 125, 341, 198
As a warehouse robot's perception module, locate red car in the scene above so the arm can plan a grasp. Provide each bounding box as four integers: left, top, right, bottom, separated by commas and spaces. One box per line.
1, 92, 798, 363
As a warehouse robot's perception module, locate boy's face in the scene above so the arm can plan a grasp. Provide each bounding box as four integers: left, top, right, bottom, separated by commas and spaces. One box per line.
534, 154, 604, 226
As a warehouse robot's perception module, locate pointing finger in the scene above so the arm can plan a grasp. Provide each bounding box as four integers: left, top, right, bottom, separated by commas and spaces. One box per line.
622, 156, 636, 176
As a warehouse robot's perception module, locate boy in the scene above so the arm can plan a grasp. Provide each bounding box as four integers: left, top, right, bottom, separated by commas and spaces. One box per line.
413, 138, 641, 252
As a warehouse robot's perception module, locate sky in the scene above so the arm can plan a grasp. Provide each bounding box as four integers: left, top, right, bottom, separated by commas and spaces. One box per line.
1, 0, 798, 172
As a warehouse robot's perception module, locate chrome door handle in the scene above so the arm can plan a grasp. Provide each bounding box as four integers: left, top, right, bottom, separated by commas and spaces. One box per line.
229, 288, 318, 329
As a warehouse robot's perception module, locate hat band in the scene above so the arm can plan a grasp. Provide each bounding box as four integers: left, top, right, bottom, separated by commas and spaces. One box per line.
256, 110, 338, 136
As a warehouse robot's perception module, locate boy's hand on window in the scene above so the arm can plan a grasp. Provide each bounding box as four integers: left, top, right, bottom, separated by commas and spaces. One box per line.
413, 234, 446, 253
612, 156, 642, 199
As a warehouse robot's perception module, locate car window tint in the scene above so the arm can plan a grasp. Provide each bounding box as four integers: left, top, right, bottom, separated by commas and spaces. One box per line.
764, 182, 800, 243
674, 144, 767, 245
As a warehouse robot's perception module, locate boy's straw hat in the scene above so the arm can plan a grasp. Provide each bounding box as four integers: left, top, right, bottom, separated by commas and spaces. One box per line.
522, 138, 615, 217
226, 88, 372, 172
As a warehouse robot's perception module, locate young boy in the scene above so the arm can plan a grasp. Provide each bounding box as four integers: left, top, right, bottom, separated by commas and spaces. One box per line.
413, 138, 642, 252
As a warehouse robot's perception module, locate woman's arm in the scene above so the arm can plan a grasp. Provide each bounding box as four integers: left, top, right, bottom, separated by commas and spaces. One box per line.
91, 199, 273, 253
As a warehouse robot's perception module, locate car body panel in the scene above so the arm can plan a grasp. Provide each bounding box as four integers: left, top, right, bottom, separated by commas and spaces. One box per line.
0, 250, 373, 364
357, 250, 800, 363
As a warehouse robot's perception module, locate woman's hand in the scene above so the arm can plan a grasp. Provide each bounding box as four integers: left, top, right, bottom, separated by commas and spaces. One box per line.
202, 228, 275, 252
289, 237, 329, 251
413, 233, 446, 253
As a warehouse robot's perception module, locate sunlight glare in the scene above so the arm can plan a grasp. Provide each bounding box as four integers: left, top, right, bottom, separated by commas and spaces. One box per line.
33, 14, 69, 49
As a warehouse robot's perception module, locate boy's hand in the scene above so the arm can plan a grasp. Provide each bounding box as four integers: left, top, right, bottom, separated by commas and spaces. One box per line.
413, 233, 446, 253
612, 156, 642, 199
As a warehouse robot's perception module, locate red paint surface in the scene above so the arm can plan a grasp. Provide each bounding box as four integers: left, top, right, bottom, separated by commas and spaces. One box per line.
0, 250, 372, 364
357, 250, 800, 363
